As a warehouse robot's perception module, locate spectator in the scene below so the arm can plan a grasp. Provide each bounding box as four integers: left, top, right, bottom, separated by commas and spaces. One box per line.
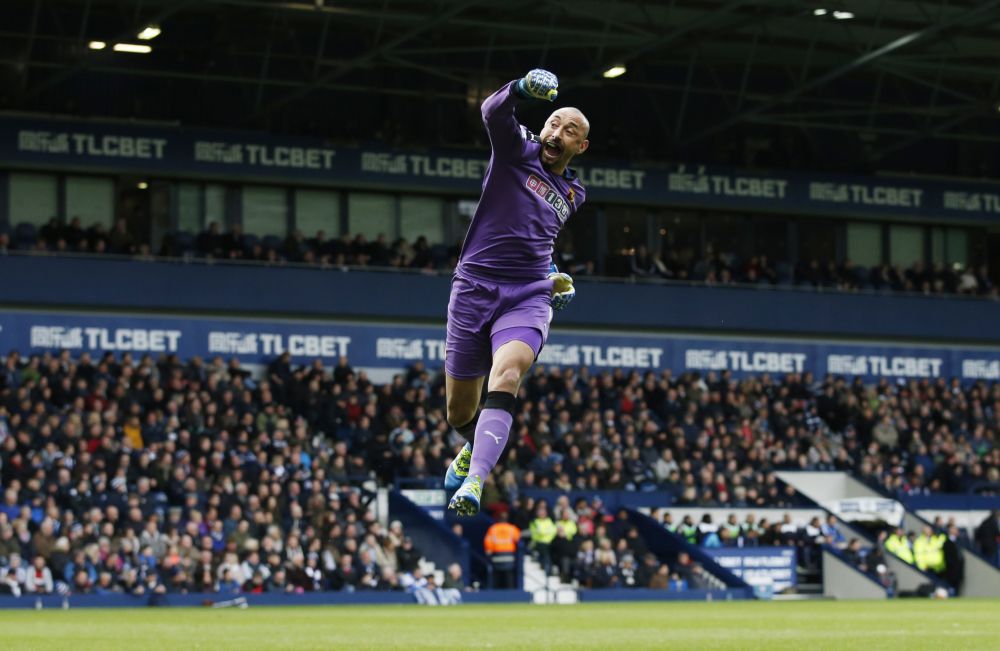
25, 555, 54, 594
107, 218, 134, 255
483, 511, 520, 589
528, 502, 558, 570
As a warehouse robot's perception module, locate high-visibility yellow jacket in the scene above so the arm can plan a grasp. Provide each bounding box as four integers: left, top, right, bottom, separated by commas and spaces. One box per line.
530, 517, 558, 546
913, 535, 933, 571
885, 534, 914, 564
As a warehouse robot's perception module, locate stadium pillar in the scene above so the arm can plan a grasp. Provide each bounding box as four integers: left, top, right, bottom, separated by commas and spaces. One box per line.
287, 187, 297, 235
225, 185, 241, 230
56, 173, 67, 223
339, 192, 349, 236
786, 220, 798, 267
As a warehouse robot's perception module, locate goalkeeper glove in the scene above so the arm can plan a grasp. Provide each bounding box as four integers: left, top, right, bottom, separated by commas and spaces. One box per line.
548, 262, 575, 311
516, 69, 559, 102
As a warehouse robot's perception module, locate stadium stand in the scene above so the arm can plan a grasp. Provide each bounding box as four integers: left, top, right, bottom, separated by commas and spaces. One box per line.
1, 349, 996, 600
2, 218, 995, 299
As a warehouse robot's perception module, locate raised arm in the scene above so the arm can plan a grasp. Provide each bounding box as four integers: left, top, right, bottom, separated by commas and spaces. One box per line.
481, 69, 559, 160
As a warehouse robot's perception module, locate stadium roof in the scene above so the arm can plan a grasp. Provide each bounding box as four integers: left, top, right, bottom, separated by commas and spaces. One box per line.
1, 0, 999, 177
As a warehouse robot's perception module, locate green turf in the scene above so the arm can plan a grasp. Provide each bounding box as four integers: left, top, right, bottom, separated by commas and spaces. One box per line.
0, 599, 997, 650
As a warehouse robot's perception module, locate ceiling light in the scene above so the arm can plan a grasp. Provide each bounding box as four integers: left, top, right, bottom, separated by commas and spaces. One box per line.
137, 182, 148, 190
813, 8, 827, 16
602, 65, 627, 79
833, 10, 854, 19
113, 43, 152, 54
137, 26, 161, 40
88, 41, 106, 50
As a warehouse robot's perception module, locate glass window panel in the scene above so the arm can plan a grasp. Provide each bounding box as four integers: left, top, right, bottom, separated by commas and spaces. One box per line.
945, 228, 967, 266
295, 189, 340, 239
241, 186, 287, 237
889, 225, 923, 266
655, 210, 700, 279
605, 206, 648, 277
750, 218, 789, 264
798, 220, 838, 264
847, 222, 882, 267
556, 204, 598, 275
703, 213, 748, 265
930, 227, 945, 264
65, 176, 114, 227
205, 184, 227, 228
399, 196, 444, 244
348, 193, 396, 239
177, 183, 201, 233
9, 173, 57, 227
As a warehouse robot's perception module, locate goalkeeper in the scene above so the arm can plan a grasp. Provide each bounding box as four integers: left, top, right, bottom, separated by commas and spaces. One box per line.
445, 69, 590, 515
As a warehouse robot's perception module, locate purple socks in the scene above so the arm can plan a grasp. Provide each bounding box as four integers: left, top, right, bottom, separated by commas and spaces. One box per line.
467, 391, 516, 480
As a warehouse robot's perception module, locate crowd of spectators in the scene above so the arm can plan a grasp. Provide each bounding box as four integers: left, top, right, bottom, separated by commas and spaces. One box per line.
0, 348, 473, 598
624, 243, 997, 298
0, 218, 459, 273
1, 347, 998, 598
472, 367, 998, 505
177, 222, 460, 273
4, 218, 996, 299
503, 495, 712, 591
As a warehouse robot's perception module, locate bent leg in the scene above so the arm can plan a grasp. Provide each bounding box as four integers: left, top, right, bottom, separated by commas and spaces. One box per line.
445, 374, 485, 442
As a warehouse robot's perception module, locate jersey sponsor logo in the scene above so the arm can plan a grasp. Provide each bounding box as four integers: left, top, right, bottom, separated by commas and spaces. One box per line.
526, 173, 571, 223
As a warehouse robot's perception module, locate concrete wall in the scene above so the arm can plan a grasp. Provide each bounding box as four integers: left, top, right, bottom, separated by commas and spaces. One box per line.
822, 550, 887, 600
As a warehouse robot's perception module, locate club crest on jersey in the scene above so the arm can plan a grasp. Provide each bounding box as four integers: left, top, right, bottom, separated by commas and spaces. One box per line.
526, 174, 571, 223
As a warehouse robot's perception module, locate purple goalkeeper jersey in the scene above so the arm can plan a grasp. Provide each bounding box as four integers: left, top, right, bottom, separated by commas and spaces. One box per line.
457, 80, 587, 282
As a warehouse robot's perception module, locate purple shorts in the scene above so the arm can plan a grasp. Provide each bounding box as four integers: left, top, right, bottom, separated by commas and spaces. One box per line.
445, 271, 553, 380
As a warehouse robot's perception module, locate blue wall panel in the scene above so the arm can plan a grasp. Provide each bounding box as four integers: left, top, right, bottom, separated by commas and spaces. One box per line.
1, 255, 998, 343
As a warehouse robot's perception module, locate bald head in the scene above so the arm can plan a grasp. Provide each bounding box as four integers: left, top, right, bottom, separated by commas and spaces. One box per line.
553, 107, 590, 138
539, 106, 590, 174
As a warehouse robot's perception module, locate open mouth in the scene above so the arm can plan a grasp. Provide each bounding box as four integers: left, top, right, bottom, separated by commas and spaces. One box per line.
542, 139, 563, 163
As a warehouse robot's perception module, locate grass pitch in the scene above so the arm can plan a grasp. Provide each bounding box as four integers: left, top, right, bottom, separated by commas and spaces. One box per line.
1, 599, 997, 650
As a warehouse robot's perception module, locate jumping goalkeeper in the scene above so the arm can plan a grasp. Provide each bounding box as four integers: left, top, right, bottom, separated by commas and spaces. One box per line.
444, 69, 590, 515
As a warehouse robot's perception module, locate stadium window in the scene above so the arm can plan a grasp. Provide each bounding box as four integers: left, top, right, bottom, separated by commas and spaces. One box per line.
604, 206, 649, 275
399, 195, 444, 244
295, 189, 340, 240
65, 175, 115, 228
750, 217, 788, 264
557, 203, 600, 274
241, 185, 288, 237
703, 213, 749, 262
8, 172, 57, 227
204, 184, 227, 227
177, 183, 202, 233
348, 192, 397, 240
946, 229, 967, 267
655, 210, 700, 270
931, 227, 968, 267
846, 222, 882, 267
889, 224, 924, 266
797, 219, 838, 265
